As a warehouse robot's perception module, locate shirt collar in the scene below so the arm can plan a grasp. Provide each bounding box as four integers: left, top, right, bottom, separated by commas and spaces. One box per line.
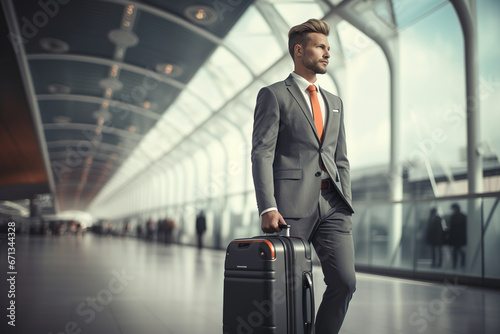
291, 72, 320, 92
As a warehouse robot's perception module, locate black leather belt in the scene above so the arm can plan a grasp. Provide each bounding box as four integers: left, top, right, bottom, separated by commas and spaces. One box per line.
321, 179, 332, 189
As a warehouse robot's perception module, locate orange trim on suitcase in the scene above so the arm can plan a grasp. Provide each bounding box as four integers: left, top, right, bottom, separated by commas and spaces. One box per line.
232, 239, 276, 259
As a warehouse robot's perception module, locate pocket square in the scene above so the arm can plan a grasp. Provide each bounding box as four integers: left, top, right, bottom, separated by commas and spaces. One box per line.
332, 109, 339, 113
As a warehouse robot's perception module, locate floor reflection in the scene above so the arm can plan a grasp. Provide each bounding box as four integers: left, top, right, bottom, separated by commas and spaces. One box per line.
1, 234, 498, 334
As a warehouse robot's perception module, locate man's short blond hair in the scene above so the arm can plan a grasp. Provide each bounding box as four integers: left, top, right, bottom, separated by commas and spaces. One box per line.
288, 19, 330, 60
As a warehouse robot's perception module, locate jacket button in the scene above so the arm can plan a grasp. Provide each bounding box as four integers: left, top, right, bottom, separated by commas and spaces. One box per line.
318, 149, 323, 153
315, 171, 321, 177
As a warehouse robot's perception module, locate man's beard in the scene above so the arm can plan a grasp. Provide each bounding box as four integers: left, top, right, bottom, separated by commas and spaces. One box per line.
304, 58, 327, 74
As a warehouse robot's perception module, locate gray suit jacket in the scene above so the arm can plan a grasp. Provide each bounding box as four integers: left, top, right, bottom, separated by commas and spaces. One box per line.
251, 74, 353, 220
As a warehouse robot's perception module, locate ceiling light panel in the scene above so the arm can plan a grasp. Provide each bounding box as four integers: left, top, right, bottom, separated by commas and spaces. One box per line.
30, 59, 109, 97
47, 83, 71, 95
39, 100, 95, 125
156, 63, 183, 78
39, 38, 69, 53
108, 29, 139, 47
184, 5, 218, 25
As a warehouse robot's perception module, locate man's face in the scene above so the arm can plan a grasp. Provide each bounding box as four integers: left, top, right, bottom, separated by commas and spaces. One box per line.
300, 32, 330, 74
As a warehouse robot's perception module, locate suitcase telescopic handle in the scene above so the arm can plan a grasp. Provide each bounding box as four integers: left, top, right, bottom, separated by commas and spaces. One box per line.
279, 224, 290, 237
303, 271, 315, 334
264, 224, 290, 237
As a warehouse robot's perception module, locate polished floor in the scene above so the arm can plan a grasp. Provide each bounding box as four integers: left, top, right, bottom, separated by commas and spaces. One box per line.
0, 234, 499, 334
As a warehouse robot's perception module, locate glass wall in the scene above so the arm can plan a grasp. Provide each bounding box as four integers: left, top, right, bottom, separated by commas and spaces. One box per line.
354, 194, 500, 280
399, 3, 466, 198
337, 20, 390, 171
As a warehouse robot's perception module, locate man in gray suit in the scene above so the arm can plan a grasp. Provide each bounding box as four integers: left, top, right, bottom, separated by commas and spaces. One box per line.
251, 19, 355, 334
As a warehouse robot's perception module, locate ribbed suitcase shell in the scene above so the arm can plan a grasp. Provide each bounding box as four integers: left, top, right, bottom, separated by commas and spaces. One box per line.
223, 234, 314, 334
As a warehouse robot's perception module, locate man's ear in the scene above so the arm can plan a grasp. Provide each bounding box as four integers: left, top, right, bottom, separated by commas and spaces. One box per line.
294, 44, 302, 58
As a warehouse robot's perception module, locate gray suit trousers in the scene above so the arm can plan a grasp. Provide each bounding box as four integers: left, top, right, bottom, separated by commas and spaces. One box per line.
284, 185, 356, 334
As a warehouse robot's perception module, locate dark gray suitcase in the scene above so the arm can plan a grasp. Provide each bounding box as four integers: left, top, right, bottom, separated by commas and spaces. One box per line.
223, 226, 314, 334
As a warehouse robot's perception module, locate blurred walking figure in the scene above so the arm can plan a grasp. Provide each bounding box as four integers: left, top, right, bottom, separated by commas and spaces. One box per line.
136, 223, 143, 238
448, 203, 467, 268
426, 208, 444, 267
157, 218, 166, 243
165, 218, 176, 244
123, 220, 130, 236
196, 211, 207, 249
146, 218, 155, 241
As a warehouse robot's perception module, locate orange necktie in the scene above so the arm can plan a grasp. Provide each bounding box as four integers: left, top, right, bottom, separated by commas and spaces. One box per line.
307, 85, 323, 141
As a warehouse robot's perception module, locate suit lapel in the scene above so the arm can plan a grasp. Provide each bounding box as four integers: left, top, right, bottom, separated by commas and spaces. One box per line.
319, 89, 331, 144
284, 75, 321, 143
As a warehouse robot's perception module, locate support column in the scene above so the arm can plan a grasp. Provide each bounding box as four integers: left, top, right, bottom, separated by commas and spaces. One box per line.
450, 0, 482, 274
451, 0, 482, 195
387, 37, 403, 266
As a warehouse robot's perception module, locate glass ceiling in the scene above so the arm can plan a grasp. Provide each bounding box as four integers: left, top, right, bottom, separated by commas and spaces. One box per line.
391, 0, 448, 28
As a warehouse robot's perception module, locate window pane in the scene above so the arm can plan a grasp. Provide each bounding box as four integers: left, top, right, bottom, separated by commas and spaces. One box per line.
187, 67, 225, 110
225, 5, 282, 75
483, 196, 500, 279
399, 4, 466, 198
391, 0, 447, 28
274, 2, 325, 27
337, 21, 390, 171
209, 47, 252, 96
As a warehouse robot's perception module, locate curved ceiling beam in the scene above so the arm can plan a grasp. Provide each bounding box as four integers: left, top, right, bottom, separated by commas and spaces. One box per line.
28, 53, 187, 91
49, 159, 117, 170
254, 1, 290, 48
49, 151, 126, 163
37, 94, 162, 121
46, 140, 133, 154
56, 181, 105, 189
43, 122, 143, 141
52, 167, 116, 177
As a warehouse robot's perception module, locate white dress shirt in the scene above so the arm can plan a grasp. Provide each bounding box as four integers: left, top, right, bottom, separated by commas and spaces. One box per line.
290, 72, 327, 128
